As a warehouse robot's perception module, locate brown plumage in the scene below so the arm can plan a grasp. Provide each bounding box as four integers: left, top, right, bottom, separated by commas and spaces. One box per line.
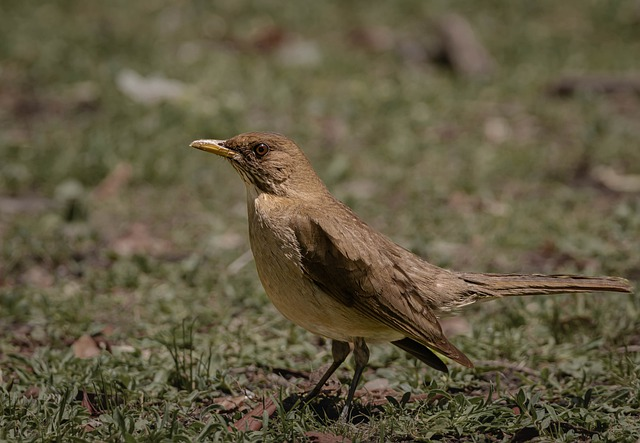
190, 132, 633, 417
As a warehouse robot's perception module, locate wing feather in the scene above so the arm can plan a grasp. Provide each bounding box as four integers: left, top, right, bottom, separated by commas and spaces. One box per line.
292, 212, 473, 369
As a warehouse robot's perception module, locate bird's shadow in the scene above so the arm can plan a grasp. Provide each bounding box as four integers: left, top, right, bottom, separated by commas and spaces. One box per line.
281, 393, 374, 424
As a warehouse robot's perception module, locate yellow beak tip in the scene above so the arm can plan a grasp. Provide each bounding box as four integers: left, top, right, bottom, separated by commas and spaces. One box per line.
189, 139, 234, 158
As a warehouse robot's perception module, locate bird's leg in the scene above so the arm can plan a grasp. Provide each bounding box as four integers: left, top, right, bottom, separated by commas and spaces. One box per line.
304, 340, 351, 403
341, 337, 370, 420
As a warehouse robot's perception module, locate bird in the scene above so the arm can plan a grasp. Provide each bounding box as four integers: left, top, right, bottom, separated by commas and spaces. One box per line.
189, 132, 633, 417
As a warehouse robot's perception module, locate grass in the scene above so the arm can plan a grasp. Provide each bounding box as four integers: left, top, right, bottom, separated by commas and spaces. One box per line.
1, 0, 639, 441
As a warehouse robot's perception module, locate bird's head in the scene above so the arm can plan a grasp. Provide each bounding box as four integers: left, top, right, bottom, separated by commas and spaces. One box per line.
190, 132, 325, 197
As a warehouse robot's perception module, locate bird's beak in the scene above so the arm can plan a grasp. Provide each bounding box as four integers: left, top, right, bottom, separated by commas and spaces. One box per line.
189, 139, 235, 158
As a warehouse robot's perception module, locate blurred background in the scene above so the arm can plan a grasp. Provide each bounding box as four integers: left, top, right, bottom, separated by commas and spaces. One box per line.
0, 0, 639, 439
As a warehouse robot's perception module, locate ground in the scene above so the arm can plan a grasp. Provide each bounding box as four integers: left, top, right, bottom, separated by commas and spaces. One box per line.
1, 1, 639, 441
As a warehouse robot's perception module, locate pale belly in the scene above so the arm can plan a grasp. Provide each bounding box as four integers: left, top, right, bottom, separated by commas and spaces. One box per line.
263, 271, 404, 343
248, 204, 403, 343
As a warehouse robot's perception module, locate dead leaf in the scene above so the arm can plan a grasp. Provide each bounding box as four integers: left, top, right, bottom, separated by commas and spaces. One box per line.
231, 398, 277, 431
213, 395, 249, 413
72, 334, 101, 359
591, 165, 640, 193
434, 13, 495, 78
80, 390, 100, 416
24, 386, 40, 398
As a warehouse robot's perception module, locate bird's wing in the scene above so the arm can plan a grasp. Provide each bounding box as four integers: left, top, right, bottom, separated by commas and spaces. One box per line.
292, 212, 473, 369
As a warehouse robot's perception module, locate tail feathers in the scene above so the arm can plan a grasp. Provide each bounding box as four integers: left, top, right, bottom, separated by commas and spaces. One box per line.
458, 272, 633, 298
392, 337, 450, 373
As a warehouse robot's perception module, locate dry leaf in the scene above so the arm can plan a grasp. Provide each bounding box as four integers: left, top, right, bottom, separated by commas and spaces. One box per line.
80, 390, 100, 416
213, 395, 249, 412
435, 13, 495, 78
72, 334, 101, 359
24, 386, 40, 398
591, 166, 640, 193
232, 398, 277, 431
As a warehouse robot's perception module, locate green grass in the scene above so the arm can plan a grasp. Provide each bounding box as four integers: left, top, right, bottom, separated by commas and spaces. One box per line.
1, 0, 639, 441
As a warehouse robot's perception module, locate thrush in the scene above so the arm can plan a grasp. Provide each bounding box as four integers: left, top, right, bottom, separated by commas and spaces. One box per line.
190, 132, 633, 416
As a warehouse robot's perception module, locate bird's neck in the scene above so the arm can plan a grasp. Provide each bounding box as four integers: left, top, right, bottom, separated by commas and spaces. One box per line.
244, 178, 331, 205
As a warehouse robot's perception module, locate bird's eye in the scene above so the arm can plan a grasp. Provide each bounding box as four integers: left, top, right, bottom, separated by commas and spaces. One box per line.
253, 143, 270, 158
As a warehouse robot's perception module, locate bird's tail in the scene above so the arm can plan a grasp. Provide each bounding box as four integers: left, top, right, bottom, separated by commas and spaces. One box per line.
457, 272, 633, 298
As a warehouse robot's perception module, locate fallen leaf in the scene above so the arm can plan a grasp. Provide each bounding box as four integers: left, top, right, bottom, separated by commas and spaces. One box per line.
591, 165, 640, 193
434, 13, 495, 78
24, 386, 40, 398
232, 398, 277, 431
80, 390, 100, 416
213, 395, 249, 412
72, 334, 101, 359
